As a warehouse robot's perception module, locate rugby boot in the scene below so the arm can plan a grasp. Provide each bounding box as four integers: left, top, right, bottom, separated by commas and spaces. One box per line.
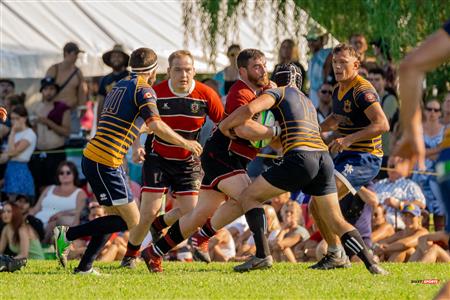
233, 255, 273, 272
368, 264, 389, 275
120, 255, 138, 269
308, 252, 351, 270
54, 225, 71, 268
189, 233, 211, 263
141, 245, 163, 273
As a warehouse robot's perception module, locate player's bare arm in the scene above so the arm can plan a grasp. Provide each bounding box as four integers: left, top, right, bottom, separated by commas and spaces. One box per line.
219, 93, 275, 138
391, 28, 450, 176
320, 113, 342, 132
329, 102, 389, 153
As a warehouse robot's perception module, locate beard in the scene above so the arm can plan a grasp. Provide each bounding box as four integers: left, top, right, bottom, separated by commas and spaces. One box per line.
247, 72, 268, 88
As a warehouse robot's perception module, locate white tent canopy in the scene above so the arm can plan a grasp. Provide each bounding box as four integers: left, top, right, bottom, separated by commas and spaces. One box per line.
0, 1, 335, 79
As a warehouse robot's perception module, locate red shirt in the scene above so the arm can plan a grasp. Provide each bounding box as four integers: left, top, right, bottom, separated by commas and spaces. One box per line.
225, 80, 258, 160
152, 80, 224, 160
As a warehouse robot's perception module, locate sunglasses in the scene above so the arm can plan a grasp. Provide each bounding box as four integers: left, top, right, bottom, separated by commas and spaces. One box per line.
59, 171, 72, 176
426, 107, 440, 112
320, 90, 333, 95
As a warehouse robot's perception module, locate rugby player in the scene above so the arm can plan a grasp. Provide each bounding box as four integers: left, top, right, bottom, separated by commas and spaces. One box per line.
218, 64, 386, 274
121, 50, 224, 268
311, 43, 390, 270
53, 48, 202, 274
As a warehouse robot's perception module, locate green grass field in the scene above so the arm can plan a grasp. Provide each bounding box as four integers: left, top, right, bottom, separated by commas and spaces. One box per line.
0, 261, 448, 299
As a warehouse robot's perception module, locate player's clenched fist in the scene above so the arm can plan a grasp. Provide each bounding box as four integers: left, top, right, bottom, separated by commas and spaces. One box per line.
184, 140, 203, 156
0, 107, 7, 122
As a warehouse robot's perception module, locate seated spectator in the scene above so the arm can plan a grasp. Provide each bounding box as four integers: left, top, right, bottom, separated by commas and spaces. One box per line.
235, 205, 280, 260
0, 105, 36, 200
68, 203, 127, 262
225, 215, 249, 243
371, 205, 395, 243
0, 202, 44, 259
14, 195, 45, 242
373, 204, 428, 262
412, 99, 446, 231
30, 161, 87, 243
373, 163, 426, 230
409, 231, 450, 263
294, 226, 322, 262
441, 92, 450, 126
271, 201, 310, 262
29, 77, 70, 195
208, 228, 236, 262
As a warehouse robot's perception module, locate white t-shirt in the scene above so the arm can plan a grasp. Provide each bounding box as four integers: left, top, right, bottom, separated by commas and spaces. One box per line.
10, 128, 37, 162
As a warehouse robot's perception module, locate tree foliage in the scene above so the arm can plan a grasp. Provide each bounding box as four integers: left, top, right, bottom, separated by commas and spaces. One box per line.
183, 0, 449, 96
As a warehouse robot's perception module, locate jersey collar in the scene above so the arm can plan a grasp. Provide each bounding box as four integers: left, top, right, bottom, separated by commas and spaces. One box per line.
337, 74, 360, 100
168, 79, 196, 97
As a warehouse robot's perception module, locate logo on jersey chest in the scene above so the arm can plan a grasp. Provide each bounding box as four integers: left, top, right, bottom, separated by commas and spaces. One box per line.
161, 102, 171, 110
191, 103, 200, 113
343, 99, 352, 113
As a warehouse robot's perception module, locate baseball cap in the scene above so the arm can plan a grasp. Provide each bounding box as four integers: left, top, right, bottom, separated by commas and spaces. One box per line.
40, 77, 60, 93
0, 78, 15, 88
304, 26, 327, 41
63, 42, 84, 54
401, 204, 421, 217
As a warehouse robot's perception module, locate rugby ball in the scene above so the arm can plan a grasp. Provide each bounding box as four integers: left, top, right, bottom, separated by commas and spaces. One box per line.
250, 110, 276, 148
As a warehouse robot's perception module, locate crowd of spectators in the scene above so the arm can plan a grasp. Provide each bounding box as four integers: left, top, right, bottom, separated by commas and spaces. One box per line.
0, 27, 448, 265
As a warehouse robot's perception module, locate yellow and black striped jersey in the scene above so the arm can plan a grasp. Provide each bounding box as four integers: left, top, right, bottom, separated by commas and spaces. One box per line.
264, 86, 328, 154
332, 75, 383, 157
84, 74, 160, 168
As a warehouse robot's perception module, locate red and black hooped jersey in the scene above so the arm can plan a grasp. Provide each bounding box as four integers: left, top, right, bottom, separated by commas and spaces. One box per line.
224, 80, 259, 160
149, 80, 223, 160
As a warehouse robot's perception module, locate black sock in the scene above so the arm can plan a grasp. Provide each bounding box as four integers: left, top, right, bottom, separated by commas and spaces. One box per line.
66, 216, 128, 241
341, 230, 376, 268
245, 208, 270, 259
153, 220, 185, 256
77, 233, 111, 271
125, 242, 141, 257
151, 214, 168, 232
198, 218, 216, 238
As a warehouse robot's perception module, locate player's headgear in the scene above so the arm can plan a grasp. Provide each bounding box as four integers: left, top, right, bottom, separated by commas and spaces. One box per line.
271, 63, 302, 90
129, 48, 158, 73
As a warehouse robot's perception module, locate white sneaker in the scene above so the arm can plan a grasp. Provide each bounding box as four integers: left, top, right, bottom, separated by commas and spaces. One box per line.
74, 267, 101, 276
